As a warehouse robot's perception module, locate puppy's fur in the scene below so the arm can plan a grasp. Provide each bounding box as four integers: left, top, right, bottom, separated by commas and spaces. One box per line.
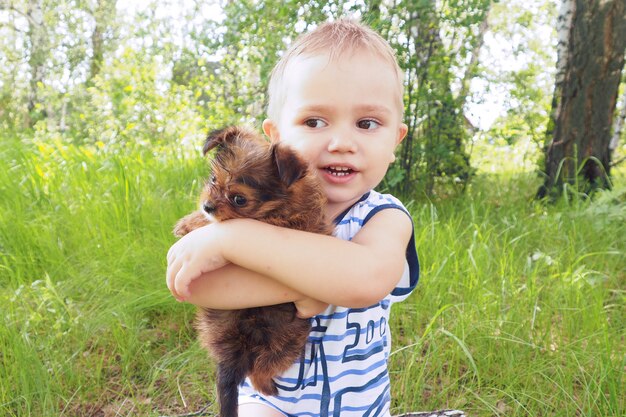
174, 126, 333, 417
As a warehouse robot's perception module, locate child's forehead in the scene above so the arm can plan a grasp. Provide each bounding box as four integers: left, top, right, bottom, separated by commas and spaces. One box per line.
280, 50, 401, 93
268, 47, 405, 120
286, 48, 395, 74
281, 53, 403, 116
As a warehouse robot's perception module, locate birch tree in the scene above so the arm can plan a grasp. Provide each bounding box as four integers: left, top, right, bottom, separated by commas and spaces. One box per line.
88, 0, 117, 83
538, 0, 626, 198
609, 68, 626, 164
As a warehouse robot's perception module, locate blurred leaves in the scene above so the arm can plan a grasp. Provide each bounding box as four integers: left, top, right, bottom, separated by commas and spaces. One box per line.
4, 0, 617, 196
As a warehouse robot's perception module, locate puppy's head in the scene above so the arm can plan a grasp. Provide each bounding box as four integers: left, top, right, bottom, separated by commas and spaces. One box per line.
201, 126, 309, 222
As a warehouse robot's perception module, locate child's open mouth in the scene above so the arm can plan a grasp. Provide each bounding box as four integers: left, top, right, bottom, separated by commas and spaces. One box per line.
324, 166, 354, 177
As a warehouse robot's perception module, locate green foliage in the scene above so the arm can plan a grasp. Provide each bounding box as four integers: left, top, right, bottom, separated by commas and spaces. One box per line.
369, 0, 490, 197
1, 133, 624, 416
482, 0, 556, 151
71, 47, 205, 147
0, 0, 497, 197
0, 130, 208, 416
390, 172, 625, 416
1, 2, 625, 416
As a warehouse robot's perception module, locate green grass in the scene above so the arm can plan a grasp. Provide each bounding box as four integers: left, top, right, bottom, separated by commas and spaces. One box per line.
1, 133, 624, 416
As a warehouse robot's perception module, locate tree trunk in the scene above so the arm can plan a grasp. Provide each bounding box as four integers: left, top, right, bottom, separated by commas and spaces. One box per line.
26, 0, 48, 124
367, 0, 381, 22
403, 1, 464, 196
89, 0, 117, 83
539, 0, 626, 198
457, 5, 491, 108
609, 67, 626, 157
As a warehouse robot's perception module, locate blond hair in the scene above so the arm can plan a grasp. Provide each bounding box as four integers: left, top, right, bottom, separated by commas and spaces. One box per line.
266, 19, 404, 120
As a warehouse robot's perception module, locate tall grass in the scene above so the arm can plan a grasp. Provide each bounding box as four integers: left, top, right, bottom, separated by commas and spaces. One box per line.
1, 133, 624, 416
390, 173, 624, 416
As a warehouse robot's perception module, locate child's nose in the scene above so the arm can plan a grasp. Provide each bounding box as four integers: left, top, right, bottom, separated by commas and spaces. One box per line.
328, 128, 357, 153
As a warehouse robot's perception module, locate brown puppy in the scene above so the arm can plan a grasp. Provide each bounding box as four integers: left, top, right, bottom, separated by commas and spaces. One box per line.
173, 126, 333, 417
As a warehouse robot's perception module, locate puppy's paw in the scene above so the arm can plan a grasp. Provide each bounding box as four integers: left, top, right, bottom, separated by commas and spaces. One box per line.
173, 211, 210, 237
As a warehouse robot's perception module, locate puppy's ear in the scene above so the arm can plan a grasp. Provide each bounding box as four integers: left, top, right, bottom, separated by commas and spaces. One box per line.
271, 144, 308, 187
203, 126, 244, 155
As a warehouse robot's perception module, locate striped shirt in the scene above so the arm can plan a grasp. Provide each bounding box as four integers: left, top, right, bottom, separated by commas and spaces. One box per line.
239, 191, 420, 417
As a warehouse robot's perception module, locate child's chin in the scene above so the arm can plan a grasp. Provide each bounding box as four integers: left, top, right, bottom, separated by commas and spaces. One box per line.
325, 190, 364, 208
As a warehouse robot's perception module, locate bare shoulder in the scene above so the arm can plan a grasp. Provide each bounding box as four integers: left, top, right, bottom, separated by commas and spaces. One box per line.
351, 207, 413, 249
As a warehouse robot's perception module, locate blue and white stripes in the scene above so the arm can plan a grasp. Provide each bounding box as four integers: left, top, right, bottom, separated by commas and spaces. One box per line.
238, 191, 419, 417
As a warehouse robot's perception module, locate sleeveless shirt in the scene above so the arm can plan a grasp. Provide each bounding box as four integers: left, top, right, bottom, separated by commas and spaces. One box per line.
238, 190, 420, 417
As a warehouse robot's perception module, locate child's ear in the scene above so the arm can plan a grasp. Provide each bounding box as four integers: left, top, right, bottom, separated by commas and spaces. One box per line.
271, 144, 307, 187
262, 119, 281, 143
397, 123, 408, 145
389, 123, 408, 163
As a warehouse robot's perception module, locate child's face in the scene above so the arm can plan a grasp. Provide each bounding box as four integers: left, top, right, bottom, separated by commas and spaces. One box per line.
263, 50, 407, 217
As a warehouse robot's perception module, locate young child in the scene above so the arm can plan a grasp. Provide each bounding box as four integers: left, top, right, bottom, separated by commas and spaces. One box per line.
166, 19, 419, 417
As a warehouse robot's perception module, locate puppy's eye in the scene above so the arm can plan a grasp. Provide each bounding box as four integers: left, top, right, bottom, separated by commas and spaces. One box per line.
231, 195, 247, 207
209, 174, 217, 184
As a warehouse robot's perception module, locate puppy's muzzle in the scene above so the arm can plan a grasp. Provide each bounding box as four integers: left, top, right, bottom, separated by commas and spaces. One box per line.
203, 202, 216, 215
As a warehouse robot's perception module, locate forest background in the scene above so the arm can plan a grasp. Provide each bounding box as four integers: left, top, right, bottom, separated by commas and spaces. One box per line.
0, 0, 624, 416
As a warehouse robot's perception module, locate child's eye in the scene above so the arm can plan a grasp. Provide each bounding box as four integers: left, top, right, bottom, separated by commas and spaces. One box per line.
357, 119, 380, 130
304, 119, 327, 128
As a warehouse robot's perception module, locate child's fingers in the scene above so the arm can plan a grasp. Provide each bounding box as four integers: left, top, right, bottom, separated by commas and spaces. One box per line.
173, 264, 194, 300
166, 258, 185, 301
166, 243, 178, 266
166, 254, 177, 290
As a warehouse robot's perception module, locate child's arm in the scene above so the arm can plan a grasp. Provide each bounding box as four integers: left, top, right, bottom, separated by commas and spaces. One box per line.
182, 264, 328, 317
167, 208, 412, 308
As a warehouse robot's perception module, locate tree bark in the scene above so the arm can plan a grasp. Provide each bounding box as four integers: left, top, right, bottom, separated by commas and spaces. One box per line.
403, 1, 463, 195
89, 0, 117, 83
539, 0, 626, 198
457, 5, 491, 108
609, 66, 626, 157
26, 0, 48, 122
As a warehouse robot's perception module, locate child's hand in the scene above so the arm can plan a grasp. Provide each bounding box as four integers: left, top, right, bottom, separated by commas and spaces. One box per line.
166, 224, 228, 301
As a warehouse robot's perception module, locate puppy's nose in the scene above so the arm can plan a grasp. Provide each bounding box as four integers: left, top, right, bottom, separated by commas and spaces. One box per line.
202, 202, 215, 214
